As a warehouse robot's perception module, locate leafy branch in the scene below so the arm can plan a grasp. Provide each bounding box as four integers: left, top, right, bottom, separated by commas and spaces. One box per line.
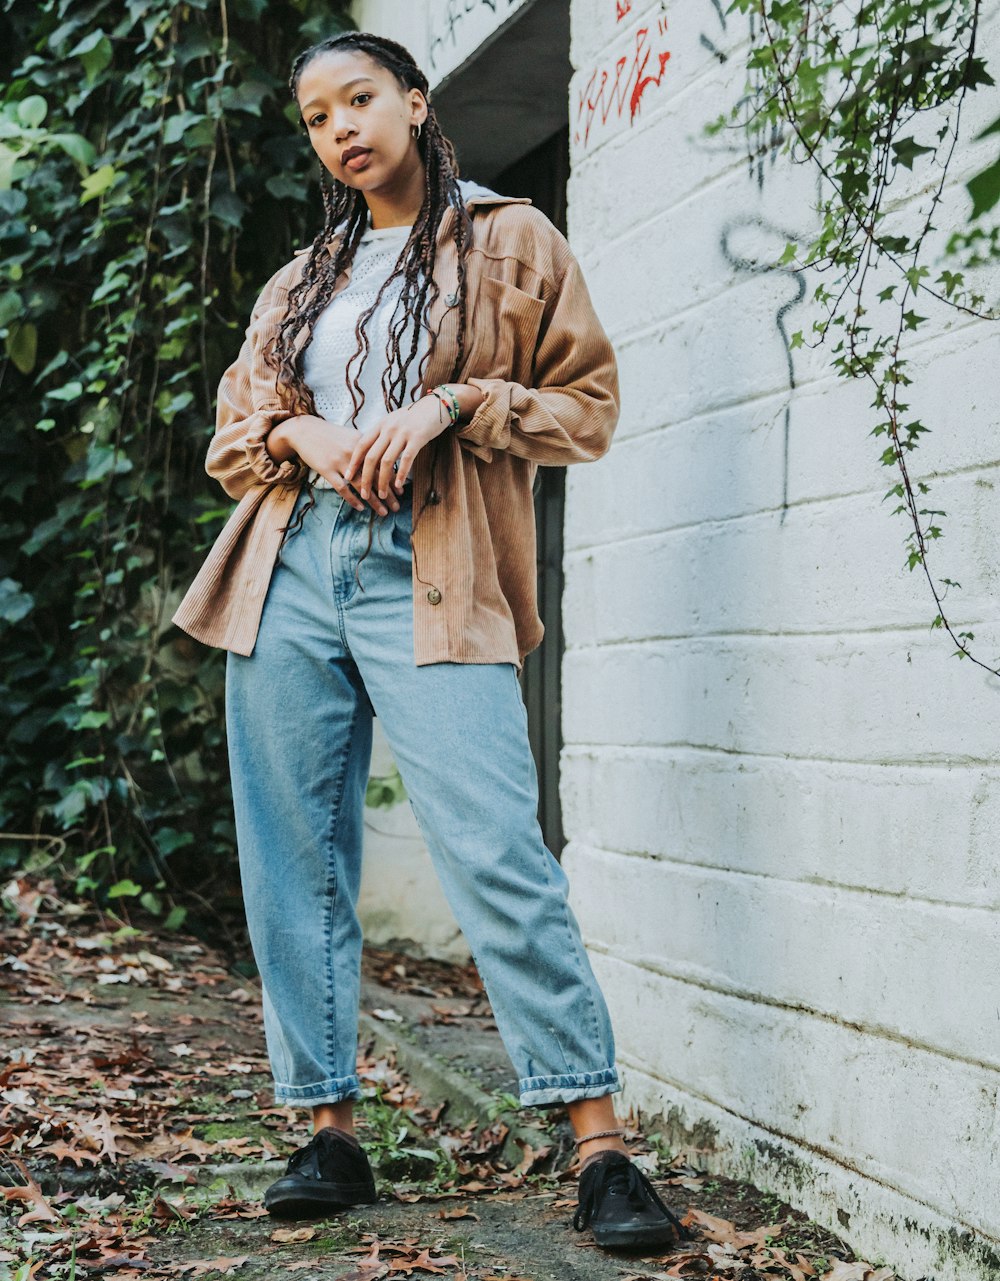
0, 0, 352, 904
711, 0, 1000, 673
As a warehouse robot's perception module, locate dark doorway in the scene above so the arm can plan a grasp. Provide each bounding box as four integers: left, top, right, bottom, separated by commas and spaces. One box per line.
493, 129, 569, 859
433, 4, 571, 857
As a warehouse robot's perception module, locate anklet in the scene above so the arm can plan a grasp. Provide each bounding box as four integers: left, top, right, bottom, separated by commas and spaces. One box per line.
573, 1128, 626, 1145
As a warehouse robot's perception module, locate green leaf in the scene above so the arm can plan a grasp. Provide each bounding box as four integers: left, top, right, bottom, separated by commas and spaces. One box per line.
107, 878, 142, 898
69, 30, 113, 83
6, 321, 37, 374
890, 136, 935, 171
210, 190, 245, 228
49, 380, 84, 402
0, 290, 22, 328
77, 709, 110, 729
0, 578, 34, 624
50, 132, 96, 169
966, 157, 1000, 220
140, 891, 163, 915
80, 165, 119, 205
163, 112, 204, 145
17, 96, 47, 128
265, 171, 309, 202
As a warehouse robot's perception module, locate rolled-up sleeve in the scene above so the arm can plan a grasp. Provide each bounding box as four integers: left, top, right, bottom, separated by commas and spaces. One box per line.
206, 267, 306, 501
456, 247, 620, 465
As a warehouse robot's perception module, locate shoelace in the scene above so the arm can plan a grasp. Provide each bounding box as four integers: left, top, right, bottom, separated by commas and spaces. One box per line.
573, 1157, 693, 1240
286, 1133, 322, 1175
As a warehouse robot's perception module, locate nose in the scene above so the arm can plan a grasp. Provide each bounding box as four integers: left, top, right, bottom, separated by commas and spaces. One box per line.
333, 111, 357, 144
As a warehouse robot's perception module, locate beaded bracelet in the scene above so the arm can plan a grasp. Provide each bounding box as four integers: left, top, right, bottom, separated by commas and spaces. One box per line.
428, 384, 461, 426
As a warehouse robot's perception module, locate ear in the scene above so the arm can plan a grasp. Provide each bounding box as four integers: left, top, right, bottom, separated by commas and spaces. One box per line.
409, 88, 428, 130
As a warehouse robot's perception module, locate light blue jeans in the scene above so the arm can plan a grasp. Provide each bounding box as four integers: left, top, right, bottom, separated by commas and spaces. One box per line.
225, 484, 621, 1109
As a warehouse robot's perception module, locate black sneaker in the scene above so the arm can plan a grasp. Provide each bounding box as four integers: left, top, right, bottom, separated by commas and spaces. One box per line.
572, 1150, 694, 1252
264, 1125, 378, 1219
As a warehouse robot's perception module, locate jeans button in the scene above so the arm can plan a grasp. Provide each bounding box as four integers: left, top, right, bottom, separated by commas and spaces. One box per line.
427, 588, 442, 606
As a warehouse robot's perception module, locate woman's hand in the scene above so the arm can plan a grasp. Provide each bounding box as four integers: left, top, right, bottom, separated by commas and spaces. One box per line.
343, 394, 453, 500
267, 415, 398, 515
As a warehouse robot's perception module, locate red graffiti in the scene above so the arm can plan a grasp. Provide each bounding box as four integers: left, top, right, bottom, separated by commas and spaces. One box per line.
616, 0, 632, 20
575, 22, 671, 147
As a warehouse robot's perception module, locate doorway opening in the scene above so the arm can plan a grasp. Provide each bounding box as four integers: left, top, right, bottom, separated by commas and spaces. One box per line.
433, 3, 572, 857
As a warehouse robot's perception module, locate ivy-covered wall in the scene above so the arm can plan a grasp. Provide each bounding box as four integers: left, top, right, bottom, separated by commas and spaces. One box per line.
0, 0, 351, 921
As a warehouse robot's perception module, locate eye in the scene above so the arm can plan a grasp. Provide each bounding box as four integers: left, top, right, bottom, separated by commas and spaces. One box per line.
307, 113, 326, 128
352, 92, 371, 105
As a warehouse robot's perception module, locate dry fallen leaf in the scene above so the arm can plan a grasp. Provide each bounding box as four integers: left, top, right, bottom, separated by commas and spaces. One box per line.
271, 1226, 317, 1243
821, 1265, 896, 1281
389, 1249, 461, 1275
335, 1242, 389, 1280
686, 1205, 784, 1250
178, 1257, 250, 1276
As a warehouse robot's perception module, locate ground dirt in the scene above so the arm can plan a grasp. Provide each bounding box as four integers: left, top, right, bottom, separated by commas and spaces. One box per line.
1, 877, 896, 1281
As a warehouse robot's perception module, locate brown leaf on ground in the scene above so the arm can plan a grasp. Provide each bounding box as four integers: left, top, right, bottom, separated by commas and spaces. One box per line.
178, 1258, 250, 1276
686, 1205, 784, 1249
513, 1141, 552, 1175
75, 1107, 124, 1162
207, 1199, 270, 1220
150, 1195, 196, 1224
335, 1242, 390, 1280
820, 1265, 896, 1281
436, 1205, 479, 1220
2, 1158, 59, 1225
46, 1139, 100, 1167
658, 1254, 713, 1279
388, 1249, 461, 1275
271, 1226, 317, 1243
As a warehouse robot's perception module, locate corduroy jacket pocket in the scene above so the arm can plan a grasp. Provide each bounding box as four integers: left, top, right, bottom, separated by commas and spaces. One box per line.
464, 276, 546, 387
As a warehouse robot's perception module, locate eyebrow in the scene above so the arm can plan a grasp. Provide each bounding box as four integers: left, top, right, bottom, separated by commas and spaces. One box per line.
301, 78, 376, 112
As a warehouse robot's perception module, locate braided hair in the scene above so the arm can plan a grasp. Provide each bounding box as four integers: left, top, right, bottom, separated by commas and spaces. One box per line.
267, 32, 474, 543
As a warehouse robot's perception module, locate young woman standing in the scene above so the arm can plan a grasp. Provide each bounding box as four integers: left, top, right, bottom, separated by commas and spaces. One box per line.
173, 30, 691, 1255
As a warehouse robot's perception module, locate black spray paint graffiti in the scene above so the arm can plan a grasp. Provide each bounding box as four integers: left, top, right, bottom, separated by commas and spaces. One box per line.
429, 0, 524, 72
718, 219, 806, 524
700, 0, 816, 522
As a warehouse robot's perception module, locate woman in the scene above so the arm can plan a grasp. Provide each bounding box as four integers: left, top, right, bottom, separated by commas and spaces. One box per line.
173, 30, 691, 1254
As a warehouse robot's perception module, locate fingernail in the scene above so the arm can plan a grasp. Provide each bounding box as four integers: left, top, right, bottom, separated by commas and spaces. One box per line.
360, 487, 367, 498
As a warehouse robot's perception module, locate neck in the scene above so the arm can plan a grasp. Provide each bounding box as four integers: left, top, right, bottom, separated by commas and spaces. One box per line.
364, 153, 427, 229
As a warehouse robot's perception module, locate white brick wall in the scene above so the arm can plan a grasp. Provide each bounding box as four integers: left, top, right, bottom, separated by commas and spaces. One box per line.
564, 3, 1000, 1279
344, 4, 1000, 1272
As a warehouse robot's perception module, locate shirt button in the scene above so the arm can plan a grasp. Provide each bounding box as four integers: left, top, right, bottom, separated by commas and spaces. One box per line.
428, 489, 441, 504
444, 291, 458, 307
427, 588, 442, 606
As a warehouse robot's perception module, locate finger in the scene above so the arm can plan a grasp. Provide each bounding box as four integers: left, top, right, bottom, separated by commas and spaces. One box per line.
393, 446, 419, 492
377, 436, 408, 499
365, 487, 388, 517
328, 475, 366, 512
344, 428, 379, 483
358, 434, 390, 499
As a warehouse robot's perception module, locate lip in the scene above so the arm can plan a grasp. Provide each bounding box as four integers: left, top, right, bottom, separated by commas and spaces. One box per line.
341, 146, 372, 170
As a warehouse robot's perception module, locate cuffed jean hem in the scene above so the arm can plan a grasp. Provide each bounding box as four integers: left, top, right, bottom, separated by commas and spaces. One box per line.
518, 1068, 622, 1108
273, 1074, 363, 1107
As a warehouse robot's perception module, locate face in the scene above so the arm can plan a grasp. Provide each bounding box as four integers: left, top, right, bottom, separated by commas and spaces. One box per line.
296, 49, 427, 192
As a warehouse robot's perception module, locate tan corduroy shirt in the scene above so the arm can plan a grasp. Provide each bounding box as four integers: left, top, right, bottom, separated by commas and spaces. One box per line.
171, 192, 620, 666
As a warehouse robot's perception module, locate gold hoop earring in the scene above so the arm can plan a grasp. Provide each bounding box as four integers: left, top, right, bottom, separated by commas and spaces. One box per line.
411, 122, 422, 140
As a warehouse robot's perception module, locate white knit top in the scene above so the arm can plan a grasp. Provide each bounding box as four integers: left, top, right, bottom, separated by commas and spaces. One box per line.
301, 215, 428, 489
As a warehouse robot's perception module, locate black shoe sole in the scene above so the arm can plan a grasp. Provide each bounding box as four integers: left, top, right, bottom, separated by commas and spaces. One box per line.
591, 1220, 687, 1251
264, 1180, 378, 1220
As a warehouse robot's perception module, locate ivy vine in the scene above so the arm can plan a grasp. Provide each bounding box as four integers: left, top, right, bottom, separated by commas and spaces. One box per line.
0, 0, 352, 914
711, 0, 1000, 674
